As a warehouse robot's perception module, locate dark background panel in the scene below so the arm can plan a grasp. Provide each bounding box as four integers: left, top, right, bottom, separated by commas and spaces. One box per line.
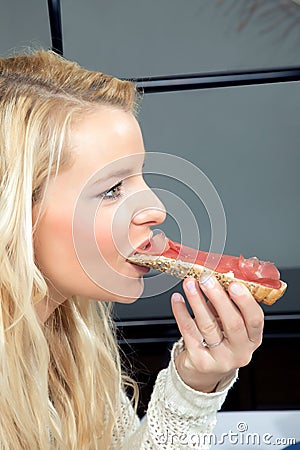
62, 0, 300, 77
118, 317, 300, 418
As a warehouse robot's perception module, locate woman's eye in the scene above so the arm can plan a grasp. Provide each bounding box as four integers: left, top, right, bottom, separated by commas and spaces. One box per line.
97, 181, 124, 201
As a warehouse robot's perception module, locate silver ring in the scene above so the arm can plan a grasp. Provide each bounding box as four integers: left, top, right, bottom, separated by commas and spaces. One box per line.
202, 331, 225, 349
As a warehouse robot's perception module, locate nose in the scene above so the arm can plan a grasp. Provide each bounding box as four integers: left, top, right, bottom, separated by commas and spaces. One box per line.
132, 184, 166, 227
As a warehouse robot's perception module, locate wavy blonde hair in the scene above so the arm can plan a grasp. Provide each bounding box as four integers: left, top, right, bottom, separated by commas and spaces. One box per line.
0, 49, 140, 449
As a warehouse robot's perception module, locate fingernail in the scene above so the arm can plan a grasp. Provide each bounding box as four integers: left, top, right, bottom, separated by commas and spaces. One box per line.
230, 283, 244, 295
172, 292, 184, 302
200, 274, 215, 289
186, 280, 198, 295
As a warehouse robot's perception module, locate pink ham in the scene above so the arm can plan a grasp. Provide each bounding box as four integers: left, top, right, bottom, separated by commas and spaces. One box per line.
135, 235, 281, 289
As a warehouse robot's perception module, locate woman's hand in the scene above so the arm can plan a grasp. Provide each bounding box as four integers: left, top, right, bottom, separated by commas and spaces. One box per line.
171, 275, 264, 393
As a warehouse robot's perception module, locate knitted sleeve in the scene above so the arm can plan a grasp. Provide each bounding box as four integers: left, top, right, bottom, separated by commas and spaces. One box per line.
112, 339, 238, 450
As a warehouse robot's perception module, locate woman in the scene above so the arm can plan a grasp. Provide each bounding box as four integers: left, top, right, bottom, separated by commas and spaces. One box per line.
0, 50, 264, 449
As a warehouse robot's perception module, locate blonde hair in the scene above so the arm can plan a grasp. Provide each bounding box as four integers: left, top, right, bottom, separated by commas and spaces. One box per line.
0, 49, 140, 449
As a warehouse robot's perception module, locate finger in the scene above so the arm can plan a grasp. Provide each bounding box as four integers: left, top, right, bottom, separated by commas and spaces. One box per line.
171, 292, 205, 350
183, 278, 224, 347
228, 282, 264, 345
199, 275, 248, 345
207, 300, 224, 331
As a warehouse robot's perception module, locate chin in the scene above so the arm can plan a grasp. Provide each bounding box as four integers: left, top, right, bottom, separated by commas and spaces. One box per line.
116, 277, 145, 304
115, 295, 139, 304
92, 276, 144, 304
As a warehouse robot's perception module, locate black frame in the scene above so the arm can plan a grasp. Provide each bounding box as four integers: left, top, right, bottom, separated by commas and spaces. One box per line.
47, 0, 63, 56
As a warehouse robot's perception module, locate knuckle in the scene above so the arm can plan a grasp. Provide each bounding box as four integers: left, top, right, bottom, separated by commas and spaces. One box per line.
249, 308, 264, 329
220, 359, 235, 374
201, 320, 219, 337
252, 333, 263, 348
227, 318, 244, 334
237, 353, 253, 368
221, 361, 231, 373
227, 352, 253, 371
250, 317, 264, 330
256, 335, 263, 347
194, 357, 210, 373
181, 319, 196, 336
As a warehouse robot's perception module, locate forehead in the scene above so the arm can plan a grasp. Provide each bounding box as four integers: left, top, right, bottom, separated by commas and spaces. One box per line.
69, 107, 145, 170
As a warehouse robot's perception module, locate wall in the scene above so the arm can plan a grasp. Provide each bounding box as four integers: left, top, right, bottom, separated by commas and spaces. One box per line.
0, 0, 299, 318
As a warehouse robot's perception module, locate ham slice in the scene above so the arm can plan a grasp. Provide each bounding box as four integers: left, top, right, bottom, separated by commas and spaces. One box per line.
128, 234, 287, 305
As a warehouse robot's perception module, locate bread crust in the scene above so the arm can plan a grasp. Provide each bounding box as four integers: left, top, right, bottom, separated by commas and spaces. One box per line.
127, 254, 287, 305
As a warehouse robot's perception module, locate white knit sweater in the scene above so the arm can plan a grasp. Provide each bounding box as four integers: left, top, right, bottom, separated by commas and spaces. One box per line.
112, 339, 238, 449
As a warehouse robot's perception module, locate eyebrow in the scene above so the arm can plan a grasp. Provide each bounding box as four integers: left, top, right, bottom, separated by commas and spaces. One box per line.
90, 161, 145, 187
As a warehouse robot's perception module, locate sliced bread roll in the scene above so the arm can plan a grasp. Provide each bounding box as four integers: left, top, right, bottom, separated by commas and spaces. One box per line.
127, 254, 287, 305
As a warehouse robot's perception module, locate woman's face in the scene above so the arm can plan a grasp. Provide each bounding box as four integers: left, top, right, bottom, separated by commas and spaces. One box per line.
33, 107, 166, 320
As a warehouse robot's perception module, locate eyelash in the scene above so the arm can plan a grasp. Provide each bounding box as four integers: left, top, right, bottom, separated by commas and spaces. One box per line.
98, 181, 124, 201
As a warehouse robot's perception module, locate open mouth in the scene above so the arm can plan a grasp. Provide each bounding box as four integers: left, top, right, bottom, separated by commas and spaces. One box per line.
130, 232, 167, 258
133, 241, 152, 255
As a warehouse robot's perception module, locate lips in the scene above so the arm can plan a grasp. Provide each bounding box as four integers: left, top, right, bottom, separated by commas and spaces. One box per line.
129, 232, 168, 258
134, 239, 152, 254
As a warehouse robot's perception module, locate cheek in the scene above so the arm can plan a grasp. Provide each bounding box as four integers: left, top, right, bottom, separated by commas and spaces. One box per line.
94, 208, 118, 264
94, 204, 132, 263
34, 195, 144, 301
94, 221, 114, 261
34, 207, 75, 275
49, 211, 73, 237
